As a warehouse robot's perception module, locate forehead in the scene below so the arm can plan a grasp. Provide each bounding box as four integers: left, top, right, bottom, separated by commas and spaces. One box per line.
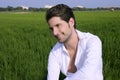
48, 17, 62, 22
48, 17, 66, 26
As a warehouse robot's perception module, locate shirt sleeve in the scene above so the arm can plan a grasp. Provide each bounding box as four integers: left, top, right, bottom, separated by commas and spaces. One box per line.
64, 36, 103, 80
47, 52, 61, 80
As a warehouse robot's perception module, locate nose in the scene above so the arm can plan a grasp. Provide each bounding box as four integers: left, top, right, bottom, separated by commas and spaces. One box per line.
52, 27, 58, 36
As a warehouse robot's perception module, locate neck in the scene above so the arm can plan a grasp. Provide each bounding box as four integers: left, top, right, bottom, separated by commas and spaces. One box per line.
65, 30, 79, 52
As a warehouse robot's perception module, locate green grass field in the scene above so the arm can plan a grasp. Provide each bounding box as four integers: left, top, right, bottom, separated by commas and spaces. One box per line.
0, 11, 120, 80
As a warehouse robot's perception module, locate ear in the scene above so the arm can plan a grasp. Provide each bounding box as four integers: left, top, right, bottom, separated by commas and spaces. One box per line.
69, 18, 75, 27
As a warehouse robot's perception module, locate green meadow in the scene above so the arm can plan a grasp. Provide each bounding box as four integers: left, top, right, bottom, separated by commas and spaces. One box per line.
0, 11, 120, 80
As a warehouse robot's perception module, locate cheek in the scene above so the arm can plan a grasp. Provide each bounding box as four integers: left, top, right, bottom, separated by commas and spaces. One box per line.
62, 27, 70, 35
59, 23, 70, 33
60, 28, 67, 34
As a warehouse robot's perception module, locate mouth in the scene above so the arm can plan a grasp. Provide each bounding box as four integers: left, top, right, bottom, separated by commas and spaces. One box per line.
57, 36, 61, 40
55, 35, 61, 40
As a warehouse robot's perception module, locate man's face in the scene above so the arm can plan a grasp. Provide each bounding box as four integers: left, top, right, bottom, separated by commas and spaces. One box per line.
48, 17, 72, 43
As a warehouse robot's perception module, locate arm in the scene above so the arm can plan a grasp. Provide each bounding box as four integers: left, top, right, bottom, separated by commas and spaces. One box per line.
47, 52, 61, 80
65, 36, 103, 80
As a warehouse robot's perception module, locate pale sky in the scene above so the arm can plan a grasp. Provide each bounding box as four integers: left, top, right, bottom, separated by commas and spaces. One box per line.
0, 0, 120, 8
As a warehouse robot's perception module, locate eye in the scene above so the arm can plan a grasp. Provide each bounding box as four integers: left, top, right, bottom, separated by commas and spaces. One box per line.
56, 24, 61, 28
56, 24, 59, 27
49, 27, 53, 31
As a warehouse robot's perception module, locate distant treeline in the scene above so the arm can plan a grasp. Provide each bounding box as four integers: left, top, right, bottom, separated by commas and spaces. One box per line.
0, 6, 120, 12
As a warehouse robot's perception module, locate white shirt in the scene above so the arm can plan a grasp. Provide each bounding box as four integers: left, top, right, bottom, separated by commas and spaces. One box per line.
47, 30, 103, 80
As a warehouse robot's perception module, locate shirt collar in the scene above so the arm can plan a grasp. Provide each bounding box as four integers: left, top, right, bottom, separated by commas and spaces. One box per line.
76, 29, 86, 40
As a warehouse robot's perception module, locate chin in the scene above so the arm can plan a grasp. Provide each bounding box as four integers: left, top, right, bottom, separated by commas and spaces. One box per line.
59, 40, 66, 43
58, 40, 63, 43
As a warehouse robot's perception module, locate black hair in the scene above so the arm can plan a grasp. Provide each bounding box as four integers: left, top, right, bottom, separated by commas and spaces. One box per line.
46, 4, 76, 28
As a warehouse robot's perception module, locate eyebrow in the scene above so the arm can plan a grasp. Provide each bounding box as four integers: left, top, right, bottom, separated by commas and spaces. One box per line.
55, 24, 60, 27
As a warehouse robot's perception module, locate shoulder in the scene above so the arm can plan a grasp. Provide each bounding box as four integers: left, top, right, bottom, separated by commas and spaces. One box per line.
85, 32, 101, 46
49, 42, 63, 57
51, 42, 63, 52
77, 30, 101, 44
76, 30, 102, 49
82, 32, 102, 52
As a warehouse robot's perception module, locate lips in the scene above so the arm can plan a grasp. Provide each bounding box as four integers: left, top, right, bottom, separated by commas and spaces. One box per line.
56, 35, 62, 40
57, 36, 61, 40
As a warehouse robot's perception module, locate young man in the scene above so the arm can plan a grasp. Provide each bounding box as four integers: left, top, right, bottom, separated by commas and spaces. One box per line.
46, 4, 103, 80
